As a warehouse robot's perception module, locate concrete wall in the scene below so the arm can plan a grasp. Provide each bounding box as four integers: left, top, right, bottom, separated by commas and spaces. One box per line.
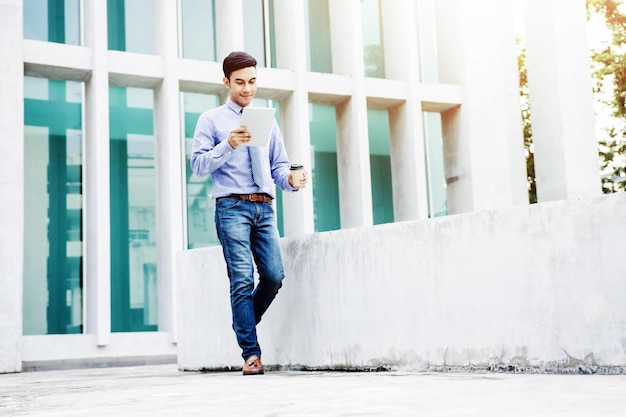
177, 193, 626, 372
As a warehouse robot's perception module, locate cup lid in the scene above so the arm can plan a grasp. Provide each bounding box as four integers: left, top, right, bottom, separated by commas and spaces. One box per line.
290, 164, 303, 170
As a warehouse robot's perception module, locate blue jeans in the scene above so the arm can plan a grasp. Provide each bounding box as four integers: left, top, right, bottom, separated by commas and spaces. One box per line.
215, 197, 285, 360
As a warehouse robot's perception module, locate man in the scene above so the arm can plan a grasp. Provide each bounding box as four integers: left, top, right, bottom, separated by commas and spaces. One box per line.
190, 51, 307, 375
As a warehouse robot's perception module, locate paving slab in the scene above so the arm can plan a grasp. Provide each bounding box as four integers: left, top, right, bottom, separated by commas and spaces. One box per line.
1, 364, 626, 416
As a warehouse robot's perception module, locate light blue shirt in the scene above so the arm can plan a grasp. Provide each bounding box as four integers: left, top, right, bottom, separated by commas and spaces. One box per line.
190, 99, 296, 199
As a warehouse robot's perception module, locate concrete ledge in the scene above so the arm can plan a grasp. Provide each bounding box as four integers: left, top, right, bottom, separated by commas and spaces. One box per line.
22, 355, 177, 372
176, 193, 626, 372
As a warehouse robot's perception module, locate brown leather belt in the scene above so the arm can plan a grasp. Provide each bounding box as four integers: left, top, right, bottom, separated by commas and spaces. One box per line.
229, 194, 273, 203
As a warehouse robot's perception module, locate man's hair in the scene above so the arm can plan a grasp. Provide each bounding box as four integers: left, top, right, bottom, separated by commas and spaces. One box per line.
223, 51, 257, 80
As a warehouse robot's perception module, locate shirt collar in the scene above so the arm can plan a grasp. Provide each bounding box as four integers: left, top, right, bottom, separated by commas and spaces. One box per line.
226, 98, 244, 114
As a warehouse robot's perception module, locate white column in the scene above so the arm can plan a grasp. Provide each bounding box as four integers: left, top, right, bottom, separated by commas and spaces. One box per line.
381, 0, 429, 221
524, 0, 601, 201
214, 0, 244, 61
328, 0, 373, 228
83, 0, 111, 346
0, 0, 23, 374
434, 0, 528, 214
153, 0, 183, 338
272, 0, 314, 236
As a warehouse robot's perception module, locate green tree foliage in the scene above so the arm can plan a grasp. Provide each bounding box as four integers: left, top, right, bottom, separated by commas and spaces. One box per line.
520, 1, 625, 199
517, 37, 536, 203
586, 0, 626, 193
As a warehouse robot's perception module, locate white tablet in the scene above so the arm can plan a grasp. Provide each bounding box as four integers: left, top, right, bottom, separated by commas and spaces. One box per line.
240, 106, 276, 147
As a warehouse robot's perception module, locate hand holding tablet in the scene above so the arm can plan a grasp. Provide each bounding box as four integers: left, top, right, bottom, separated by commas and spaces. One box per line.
240, 107, 276, 147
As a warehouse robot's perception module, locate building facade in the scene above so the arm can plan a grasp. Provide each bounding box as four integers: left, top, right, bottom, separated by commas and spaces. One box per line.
0, 0, 600, 373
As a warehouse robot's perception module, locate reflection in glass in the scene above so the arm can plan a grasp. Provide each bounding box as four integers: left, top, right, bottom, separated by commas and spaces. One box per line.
183, 92, 220, 249
243, 0, 266, 65
424, 113, 447, 217
181, 0, 217, 61
108, 0, 154, 54
306, 0, 332, 73
23, 0, 81, 45
109, 86, 158, 332
416, 0, 438, 83
23, 76, 83, 335
368, 108, 394, 225
310, 104, 340, 232
243, 0, 276, 67
361, 0, 385, 78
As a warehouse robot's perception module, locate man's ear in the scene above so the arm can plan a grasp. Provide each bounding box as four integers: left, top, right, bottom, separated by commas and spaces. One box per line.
223, 77, 230, 88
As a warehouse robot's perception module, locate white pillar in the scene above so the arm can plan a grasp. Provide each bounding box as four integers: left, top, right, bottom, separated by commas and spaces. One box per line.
435, 0, 528, 214
0, 0, 24, 373
153, 0, 183, 340
214, 0, 244, 60
83, 0, 112, 346
272, 0, 314, 236
329, 0, 373, 228
381, 0, 429, 221
524, 0, 601, 201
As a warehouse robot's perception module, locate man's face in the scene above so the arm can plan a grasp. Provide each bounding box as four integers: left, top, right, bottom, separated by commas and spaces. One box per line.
223, 66, 257, 107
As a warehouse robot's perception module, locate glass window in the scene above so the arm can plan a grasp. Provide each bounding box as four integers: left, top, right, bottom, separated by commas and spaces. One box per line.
310, 104, 340, 232
243, 0, 276, 68
183, 92, 220, 249
361, 0, 385, 78
180, 0, 217, 61
24, 0, 81, 45
416, 0, 438, 83
423, 113, 447, 217
305, 0, 332, 73
23, 76, 83, 335
109, 86, 157, 332
368, 108, 394, 225
108, 0, 154, 54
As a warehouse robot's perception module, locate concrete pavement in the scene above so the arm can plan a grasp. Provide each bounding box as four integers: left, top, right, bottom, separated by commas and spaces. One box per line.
1, 364, 626, 416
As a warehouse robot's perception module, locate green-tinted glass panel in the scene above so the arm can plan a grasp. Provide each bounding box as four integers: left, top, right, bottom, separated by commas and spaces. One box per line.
424, 113, 447, 217
24, 0, 81, 45
416, 0, 438, 83
181, 0, 217, 61
243, 0, 267, 66
23, 76, 83, 335
268, 0, 277, 68
361, 0, 385, 78
368, 108, 393, 225
242, 0, 276, 67
109, 86, 157, 332
107, 0, 154, 53
310, 104, 340, 232
306, 0, 332, 73
183, 92, 220, 249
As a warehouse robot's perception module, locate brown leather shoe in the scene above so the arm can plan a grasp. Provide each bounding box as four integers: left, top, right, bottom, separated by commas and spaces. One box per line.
242, 355, 265, 375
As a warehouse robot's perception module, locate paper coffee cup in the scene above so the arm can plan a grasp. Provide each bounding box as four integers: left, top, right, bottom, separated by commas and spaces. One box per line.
290, 164, 304, 185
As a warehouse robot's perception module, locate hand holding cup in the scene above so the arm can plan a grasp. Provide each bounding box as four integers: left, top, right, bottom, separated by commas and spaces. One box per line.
289, 164, 308, 189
